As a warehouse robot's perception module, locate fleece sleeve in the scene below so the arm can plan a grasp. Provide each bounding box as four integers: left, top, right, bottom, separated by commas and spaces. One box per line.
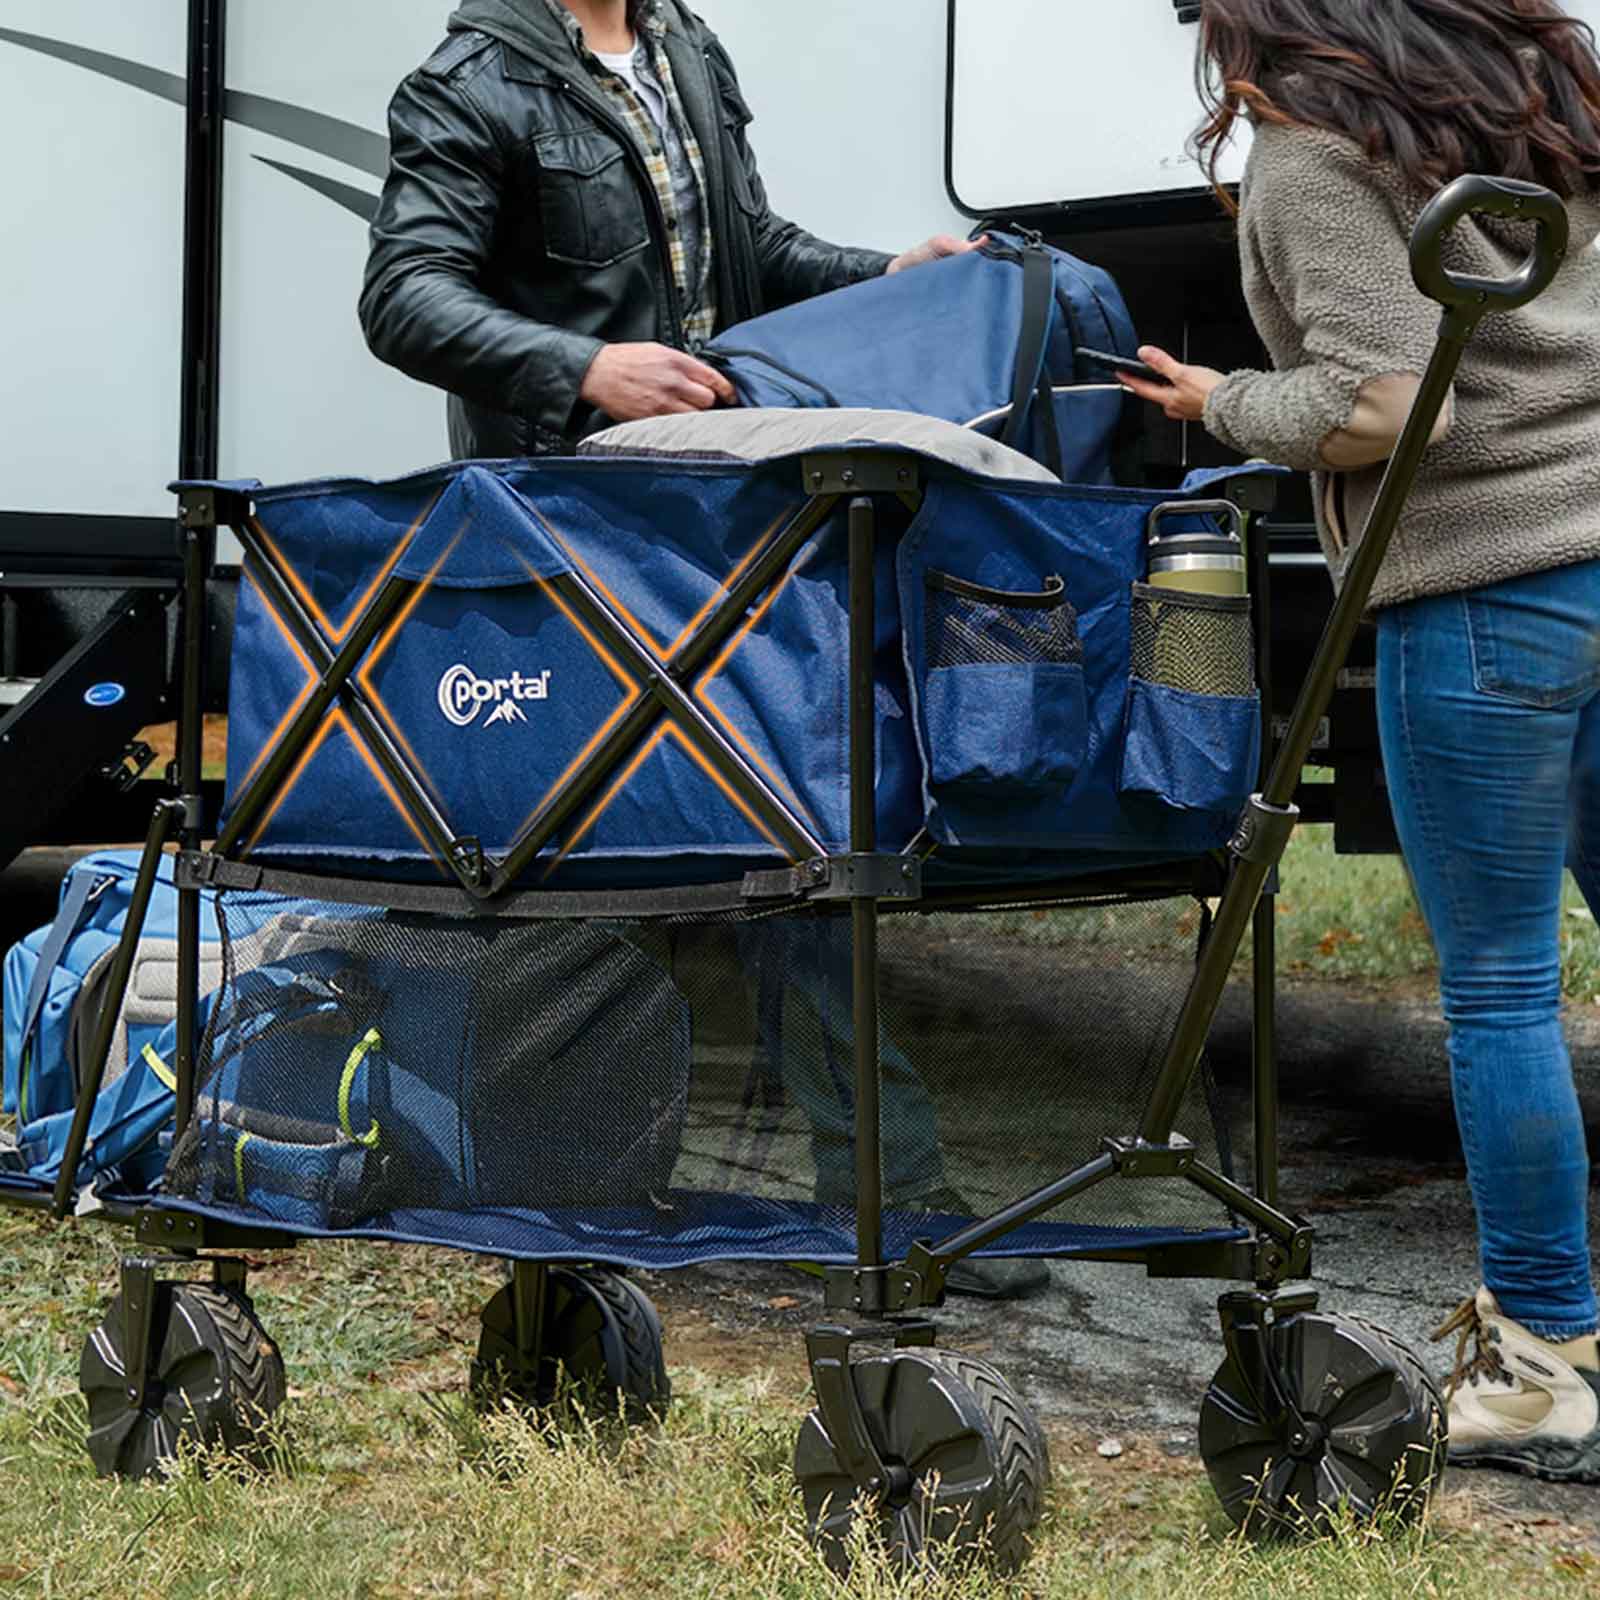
1203, 134, 1451, 472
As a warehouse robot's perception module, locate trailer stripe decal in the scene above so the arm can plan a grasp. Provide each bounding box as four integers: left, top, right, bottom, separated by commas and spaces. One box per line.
0, 31, 390, 207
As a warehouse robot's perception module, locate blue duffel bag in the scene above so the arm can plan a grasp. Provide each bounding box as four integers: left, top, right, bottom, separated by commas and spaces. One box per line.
1, 850, 224, 1193
705, 229, 1140, 483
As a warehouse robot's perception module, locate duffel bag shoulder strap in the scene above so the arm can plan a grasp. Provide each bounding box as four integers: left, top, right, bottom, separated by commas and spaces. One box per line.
1002, 241, 1065, 478
13, 867, 115, 1124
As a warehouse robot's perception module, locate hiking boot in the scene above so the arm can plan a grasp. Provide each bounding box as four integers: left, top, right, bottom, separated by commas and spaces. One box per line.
1431, 1286, 1600, 1483
910, 1188, 1052, 1303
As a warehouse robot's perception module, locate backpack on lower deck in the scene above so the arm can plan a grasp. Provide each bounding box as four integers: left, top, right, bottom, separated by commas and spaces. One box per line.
705, 229, 1142, 484
1, 850, 223, 1193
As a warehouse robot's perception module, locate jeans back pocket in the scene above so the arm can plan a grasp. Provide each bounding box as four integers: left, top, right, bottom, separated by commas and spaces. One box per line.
1119, 584, 1260, 815
922, 569, 1089, 798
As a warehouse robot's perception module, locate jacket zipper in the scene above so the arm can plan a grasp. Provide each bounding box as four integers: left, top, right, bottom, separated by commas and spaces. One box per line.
551, 78, 688, 347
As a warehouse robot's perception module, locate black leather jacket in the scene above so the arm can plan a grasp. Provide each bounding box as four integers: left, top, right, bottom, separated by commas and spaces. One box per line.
359, 0, 893, 459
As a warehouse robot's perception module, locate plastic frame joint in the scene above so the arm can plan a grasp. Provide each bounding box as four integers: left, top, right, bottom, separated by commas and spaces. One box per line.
804, 854, 922, 902
1254, 1226, 1315, 1286
1228, 793, 1300, 867
823, 1263, 933, 1315
801, 453, 920, 497
1104, 1133, 1197, 1178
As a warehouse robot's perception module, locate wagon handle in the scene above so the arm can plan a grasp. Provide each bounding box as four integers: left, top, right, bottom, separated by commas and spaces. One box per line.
1410, 174, 1569, 315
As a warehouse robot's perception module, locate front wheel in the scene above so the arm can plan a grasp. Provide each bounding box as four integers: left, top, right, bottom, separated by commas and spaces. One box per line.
794, 1348, 1049, 1576
79, 1282, 286, 1480
1199, 1310, 1445, 1537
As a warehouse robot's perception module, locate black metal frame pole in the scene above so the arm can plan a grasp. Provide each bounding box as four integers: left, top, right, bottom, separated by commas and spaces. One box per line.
173, 517, 211, 1138
1246, 508, 1280, 1208
180, 0, 226, 482
214, 575, 421, 858
848, 498, 884, 1273
51, 801, 182, 1217
172, 0, 226, 1140
495, 496, 838, 886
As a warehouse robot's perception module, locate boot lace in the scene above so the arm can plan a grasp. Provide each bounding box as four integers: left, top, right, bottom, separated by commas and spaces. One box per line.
1430, 1297, 1507, 1400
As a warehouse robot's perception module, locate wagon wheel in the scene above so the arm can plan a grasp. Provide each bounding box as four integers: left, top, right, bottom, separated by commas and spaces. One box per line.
470, 1266, 670, 1426
794, 1349, 1049, 1577
79, 1282, 286, 1480
1199, 1310, 1446, 1537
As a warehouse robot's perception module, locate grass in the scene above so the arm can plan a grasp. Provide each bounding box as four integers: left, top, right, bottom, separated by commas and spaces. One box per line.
2, 1216, 1598, 1599
981, 816, 1600, 1004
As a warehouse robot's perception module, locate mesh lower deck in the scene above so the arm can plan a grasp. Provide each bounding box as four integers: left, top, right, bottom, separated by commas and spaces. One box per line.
160, 890, 1243, 1267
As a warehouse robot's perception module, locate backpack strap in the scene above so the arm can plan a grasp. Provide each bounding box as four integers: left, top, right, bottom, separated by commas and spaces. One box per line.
1003, 243, 1065, 478
15, 869, 112, 1124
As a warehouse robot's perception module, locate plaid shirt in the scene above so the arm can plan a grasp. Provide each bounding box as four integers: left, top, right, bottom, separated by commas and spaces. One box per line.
542, 0, 718, 346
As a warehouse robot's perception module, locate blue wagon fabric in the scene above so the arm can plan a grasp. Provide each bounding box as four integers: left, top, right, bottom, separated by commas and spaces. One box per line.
173, 441, 1270, 1267
223, 451, 1264, 886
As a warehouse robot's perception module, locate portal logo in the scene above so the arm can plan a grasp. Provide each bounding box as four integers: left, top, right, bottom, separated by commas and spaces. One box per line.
437, 664, 551, 729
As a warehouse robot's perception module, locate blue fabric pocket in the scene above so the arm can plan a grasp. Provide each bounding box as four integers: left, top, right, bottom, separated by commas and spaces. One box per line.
921, 569, 1089, 801
926, 662, 1088, 794
1119, 584, 1260, 815
1120, 679, 1261, 814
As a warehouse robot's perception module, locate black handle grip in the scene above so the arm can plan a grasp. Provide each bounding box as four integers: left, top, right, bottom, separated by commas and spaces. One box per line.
1146, 500, 1245, 544
1410, 174, 1569, 313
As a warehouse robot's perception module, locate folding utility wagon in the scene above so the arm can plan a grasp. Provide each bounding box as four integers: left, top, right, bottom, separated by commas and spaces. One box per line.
1, 178, 1563, 1574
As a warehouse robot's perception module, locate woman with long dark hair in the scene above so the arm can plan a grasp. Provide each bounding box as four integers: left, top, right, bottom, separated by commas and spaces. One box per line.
1120, 0, 1600, 1482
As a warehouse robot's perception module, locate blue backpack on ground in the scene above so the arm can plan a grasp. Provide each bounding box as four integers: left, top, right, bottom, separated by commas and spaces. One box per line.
1, 851, 222, 1194
705, 229, 1141, 484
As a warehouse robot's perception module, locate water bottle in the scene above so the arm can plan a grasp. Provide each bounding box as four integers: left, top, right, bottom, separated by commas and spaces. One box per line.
1145, 501, 1248, 598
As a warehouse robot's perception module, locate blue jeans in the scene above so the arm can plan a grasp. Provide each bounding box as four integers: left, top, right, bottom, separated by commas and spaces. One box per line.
1376, 559, 1600, 1340
736, 920, 946, 1207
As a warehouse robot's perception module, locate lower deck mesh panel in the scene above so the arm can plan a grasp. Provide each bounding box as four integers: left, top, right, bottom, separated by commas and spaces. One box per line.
163, 891, 1240, 1265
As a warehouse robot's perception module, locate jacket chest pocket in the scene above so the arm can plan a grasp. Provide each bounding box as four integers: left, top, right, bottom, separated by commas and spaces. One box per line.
532, 129, 651, 268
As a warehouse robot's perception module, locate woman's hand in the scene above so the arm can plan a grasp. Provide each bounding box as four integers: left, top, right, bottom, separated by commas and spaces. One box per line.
1117, 345, 1226, 423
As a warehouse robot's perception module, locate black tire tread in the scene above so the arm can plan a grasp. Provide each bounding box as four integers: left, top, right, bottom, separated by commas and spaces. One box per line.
182, 1284, 288, 1457
582, 1268, 671, 1421
922, 1350, 1050, 1573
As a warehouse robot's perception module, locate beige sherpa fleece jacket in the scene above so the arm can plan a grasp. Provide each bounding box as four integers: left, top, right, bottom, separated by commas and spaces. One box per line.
1204, 123, 1600, 609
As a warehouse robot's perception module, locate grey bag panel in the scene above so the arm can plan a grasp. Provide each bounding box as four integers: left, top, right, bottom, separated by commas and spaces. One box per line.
69, 937, 225, 1094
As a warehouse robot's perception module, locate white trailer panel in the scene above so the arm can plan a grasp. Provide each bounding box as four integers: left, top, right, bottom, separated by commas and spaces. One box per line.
0, 4, 186, 519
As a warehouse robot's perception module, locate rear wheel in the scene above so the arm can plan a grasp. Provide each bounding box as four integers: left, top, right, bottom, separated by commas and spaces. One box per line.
470, 1265, 670, 1425
79, 1282, 286, 1480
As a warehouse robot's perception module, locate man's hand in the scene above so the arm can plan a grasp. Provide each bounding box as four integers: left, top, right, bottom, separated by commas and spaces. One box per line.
886, 234, 988, 275
1117, 345, 1225, 423
580, 342, 738, 421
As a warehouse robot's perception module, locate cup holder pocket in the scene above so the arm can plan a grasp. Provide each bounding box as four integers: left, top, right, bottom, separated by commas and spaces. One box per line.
1119, 583, 1261, 814
921, 569, 1089, 799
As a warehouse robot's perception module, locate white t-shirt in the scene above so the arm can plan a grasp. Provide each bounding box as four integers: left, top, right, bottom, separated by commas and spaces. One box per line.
593, 44, 668, 134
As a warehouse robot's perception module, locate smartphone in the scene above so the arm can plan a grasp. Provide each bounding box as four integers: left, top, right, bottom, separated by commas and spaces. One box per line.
1076, 347, 1171, 385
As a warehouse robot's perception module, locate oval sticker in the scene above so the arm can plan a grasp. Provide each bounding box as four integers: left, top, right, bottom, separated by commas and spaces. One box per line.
84, 682, 127, 709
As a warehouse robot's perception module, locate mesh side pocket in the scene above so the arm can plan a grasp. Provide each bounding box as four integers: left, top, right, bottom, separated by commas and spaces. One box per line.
925, 570, 1083, 670
1130, 584, 1255, 697
1121, 584, 1260, 815
920, 570, 1088, 802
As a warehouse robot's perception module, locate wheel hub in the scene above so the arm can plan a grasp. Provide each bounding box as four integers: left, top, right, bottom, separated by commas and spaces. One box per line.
878, 1460, 915, 1507
1286, 1417, 1326, 1460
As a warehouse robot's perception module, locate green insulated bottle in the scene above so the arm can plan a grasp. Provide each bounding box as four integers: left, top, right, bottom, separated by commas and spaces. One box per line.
1144, 500, 1248, 598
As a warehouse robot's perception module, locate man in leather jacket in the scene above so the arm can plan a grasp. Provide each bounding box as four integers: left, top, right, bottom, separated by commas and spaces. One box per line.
360, 0, 1044, 1301
361, 0, 978, 459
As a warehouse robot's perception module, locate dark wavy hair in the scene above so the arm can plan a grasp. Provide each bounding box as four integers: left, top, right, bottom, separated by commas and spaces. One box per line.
1193, 0, 1600, 209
